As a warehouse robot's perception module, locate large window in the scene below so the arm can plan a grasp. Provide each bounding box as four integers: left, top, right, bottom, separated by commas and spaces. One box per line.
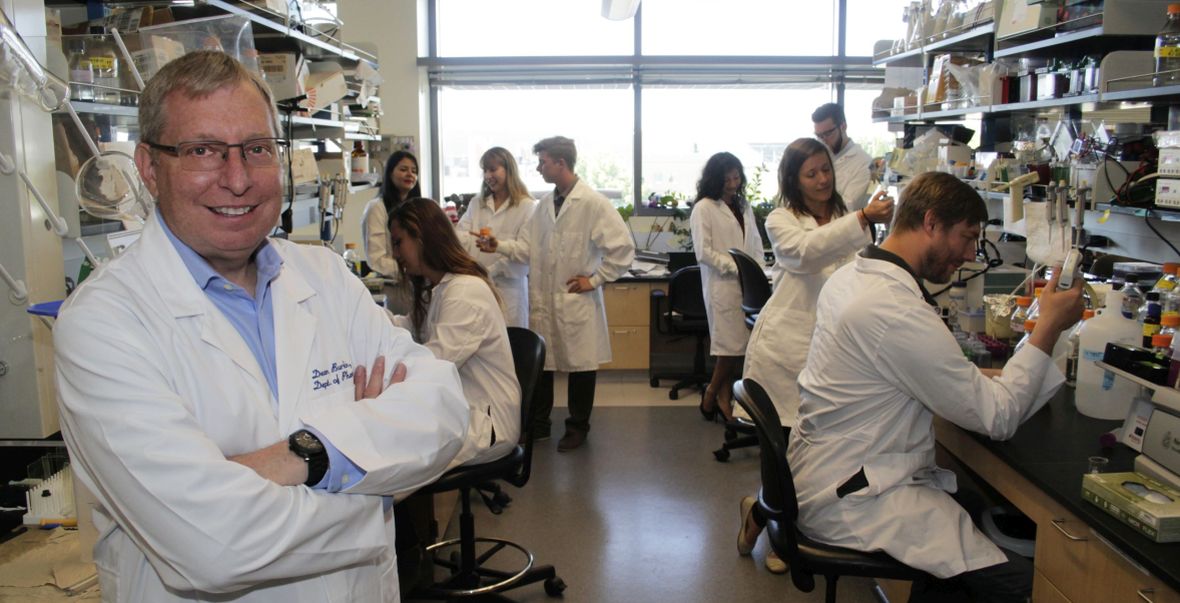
641, 86, 833, 205
426, 0, 887, 234
641, 0, 836, 56
436, 0, 633, 56
437, 87, 634, 207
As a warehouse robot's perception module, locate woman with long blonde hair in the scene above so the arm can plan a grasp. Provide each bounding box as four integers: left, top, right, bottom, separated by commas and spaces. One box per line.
457, 147, 537, 327
388, 198, 519, 467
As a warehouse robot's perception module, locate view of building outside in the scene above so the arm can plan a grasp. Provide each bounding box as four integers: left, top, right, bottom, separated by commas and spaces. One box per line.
437, 87, 634, 206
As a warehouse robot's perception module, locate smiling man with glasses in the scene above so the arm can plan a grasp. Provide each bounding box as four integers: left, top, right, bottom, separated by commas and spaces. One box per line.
812, 102, 872, 212
54, 51, 468, 602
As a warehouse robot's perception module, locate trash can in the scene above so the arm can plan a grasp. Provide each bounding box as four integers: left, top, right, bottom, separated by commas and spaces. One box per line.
981, 505, 1036, 558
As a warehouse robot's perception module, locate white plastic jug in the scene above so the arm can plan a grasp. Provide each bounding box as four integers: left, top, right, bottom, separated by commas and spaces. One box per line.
1076, 290, 1142, 419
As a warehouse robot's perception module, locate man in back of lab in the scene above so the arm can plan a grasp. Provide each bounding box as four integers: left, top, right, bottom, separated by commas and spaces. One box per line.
54, 51, 468, 602
812, 102, 872, 211
788, 171, 1083, 601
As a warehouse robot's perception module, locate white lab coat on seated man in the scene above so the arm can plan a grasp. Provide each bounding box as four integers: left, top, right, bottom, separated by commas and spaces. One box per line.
689, 197, 764, 356
833, 138, 872, 212
496, 178, 635, 372
788, 254, 1063, 579
456, 194, 538, 328
392, 273, 521, 468
745, 207, 868, 425
54, 214, 469, 602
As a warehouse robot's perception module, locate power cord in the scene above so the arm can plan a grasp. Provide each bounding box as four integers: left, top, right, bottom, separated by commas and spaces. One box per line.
1144, 209, 1180, 258
929, 226, 1004, 297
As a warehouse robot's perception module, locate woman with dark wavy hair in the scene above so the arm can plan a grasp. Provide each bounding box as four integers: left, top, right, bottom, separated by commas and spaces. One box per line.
736, 137, 893, 573
689, 151, 765, 423
387, 198, 520, 467
362, 150, 422, 315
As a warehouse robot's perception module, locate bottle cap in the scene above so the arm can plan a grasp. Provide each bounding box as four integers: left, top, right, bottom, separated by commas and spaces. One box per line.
1083, 309, 1095, 320
1153, 334, 1173, 347
1169, 3, 1180, 14
1164, 262, 1179, 275
1163, 313, 1180, 327
1016, 295, 1033, 307
1024, 319, 1037, 332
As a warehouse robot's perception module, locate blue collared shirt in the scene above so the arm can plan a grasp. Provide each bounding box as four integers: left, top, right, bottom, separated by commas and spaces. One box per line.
159, 214, 364, 492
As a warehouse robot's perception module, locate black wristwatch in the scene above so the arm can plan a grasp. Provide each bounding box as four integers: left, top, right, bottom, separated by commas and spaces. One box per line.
289, 429, 329, 487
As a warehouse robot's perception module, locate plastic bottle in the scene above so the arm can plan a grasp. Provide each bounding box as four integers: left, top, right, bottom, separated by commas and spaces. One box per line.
1155, 3, 1180, 86
1027, 287, 1044, 322
1014, 319, 1038, 354
1152, 334, 1173, 357
1010, 296, 1032, 335
67, 39, 94, 102
350, 142, 369, 178
1076, 289, 1143, 419
1154, 262, 1178, 294
342, 243, 362, 276
1140, 291, 1163, 347
90, 37, 120, 105
1123, 278, 1149, 319
1169, 332, 1180, 388
1065, 308, 1095, 388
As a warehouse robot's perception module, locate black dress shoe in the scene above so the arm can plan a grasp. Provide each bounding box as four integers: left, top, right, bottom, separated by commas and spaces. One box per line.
557, 430, 586, 452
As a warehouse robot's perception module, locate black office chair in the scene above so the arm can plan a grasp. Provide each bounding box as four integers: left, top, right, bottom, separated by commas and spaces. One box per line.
412, 327, 565, 600
732, 379, 929, 603
713, 249, 771, 461
650, 266, 711, 400
727, 248, 772, 329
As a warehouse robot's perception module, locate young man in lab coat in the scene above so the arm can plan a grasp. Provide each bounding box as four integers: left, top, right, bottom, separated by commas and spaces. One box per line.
476, 136, 635, 452
812, 102, 872, 211
54, 51, 469, 602
788, 171, 1083, 601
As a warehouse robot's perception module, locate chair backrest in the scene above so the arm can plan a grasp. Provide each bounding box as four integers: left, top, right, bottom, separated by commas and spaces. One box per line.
505, 327, 546, 488
732, 378, 801, 560
727, 248, 772, 315
667, 251, 698, 273
667, 265, 707, 319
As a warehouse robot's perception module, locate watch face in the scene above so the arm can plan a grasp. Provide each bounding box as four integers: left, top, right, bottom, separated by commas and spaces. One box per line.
293, 430, 324, 453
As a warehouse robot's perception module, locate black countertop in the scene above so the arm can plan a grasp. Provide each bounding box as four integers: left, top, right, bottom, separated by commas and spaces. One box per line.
964, 389, 1180, 592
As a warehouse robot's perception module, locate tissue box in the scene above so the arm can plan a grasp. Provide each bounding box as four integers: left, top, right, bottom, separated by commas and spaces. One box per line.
1081, 472, 1180, 543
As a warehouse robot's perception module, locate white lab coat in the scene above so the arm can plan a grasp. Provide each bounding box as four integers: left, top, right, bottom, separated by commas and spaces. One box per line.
833, 139, 873, 212
362, 197, 414, 315
787, 255, 1065, 579
54, 214, 469, 602
497, 179, 635, 372
690, 197, 764, 356
392, 273, 520, 468
456, 194, 538, 328
744, 208, 868, 425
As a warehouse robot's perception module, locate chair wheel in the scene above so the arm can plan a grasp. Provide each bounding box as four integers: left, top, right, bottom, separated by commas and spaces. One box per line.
668, 389, 679, 400
714, 448, 730, 462
493, 491, 512, 507
650, 377, 659, 387
544, 576, 567, 597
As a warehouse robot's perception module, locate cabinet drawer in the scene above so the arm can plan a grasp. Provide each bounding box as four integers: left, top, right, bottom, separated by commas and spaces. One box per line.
604, 283, 650, 327
1088, 531, 1180, 603
1033, 569, 1071, 603
1035, 508, 1093, 603
601, 326, 649, 370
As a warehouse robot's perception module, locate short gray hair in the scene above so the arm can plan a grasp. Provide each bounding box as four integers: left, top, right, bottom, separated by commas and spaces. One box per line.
533, 136, 577, 169
139, 51, 278, 144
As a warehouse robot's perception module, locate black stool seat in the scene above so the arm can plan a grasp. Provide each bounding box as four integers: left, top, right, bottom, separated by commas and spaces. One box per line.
420, 448, 525, 495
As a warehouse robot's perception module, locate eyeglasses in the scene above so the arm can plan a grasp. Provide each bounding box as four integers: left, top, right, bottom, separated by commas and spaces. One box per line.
144, 137, 288, 172
815, 125, 840, 140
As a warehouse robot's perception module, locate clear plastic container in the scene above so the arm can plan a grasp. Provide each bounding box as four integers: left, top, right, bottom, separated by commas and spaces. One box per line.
1155, 3, 1180, 86
67, 38, 94, 102
1010, 295, 1032, 334
1076, 290, 1142, 419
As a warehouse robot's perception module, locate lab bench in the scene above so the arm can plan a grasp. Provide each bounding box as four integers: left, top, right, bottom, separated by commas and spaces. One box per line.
880, 389, 1180, 602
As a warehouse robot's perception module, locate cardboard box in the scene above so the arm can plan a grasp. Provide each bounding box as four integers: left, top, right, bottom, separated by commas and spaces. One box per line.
1081, 472, 1180, 543
302, 69, 347, 114
997, 0, 1057, 40
290, 147, 319, 185
258, 52, 306, 102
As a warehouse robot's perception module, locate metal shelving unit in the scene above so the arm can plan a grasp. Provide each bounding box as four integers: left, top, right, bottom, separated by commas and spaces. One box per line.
1096, 361, 1180, 415
873, 22, 995, 68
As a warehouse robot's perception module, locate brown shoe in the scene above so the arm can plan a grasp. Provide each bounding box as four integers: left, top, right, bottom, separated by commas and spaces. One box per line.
557, 430, 586, 452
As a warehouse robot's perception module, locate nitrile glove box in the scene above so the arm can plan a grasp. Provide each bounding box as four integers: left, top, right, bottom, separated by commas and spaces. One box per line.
1081, 472, 1180, 543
